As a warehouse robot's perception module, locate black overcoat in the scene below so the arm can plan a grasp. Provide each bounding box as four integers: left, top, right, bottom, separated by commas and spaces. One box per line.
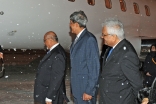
99, 39, 143, 104
34, 44, 68, 104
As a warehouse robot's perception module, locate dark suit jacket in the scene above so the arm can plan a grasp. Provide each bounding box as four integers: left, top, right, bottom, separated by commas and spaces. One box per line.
0, 45, 3, 53
70, 29, 100, 103
34, 44, 68, 104
143, 52, 156, 87
99, 39, 143, 104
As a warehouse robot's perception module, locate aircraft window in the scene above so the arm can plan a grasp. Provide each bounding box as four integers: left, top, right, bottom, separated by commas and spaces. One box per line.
87, 0, 95, 6
105, 0, 112, 9
68, 0, 75, 2
119, 0, 126, 12
133, 2, 140, 14
145, 5, 150, 16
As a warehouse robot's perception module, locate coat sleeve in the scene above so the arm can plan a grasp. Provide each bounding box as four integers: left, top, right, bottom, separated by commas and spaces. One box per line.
143, 53, 151, 74
121, 51, 143, 97
148, 58, 156, 77
85, 37, 100, 96
46, 53, 66, 100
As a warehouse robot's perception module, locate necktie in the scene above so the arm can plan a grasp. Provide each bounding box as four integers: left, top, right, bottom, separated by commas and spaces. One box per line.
74, 37, 78, 45
107, 48, 113, 58
47, 50, 50, 54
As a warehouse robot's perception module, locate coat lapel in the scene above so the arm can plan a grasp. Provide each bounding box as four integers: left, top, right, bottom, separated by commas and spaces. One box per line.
38, 53, 51, 69
70, 42, 74, 53
38, 45, 58, 68
104, 39, 126, 66
103, 47, 111, 66
70, 29, 87, 55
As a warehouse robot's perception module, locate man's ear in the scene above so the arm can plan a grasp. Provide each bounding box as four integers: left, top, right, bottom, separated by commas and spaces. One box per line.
75, 22, 80, 28
112, 34, 117, 38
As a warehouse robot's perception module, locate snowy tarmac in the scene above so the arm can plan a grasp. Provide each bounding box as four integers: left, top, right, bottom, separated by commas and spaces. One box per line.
0, 70, 99, 104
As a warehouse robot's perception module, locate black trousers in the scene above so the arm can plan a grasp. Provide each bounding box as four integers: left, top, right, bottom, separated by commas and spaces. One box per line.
34, 102, 42, 104
34, 100, 64, 104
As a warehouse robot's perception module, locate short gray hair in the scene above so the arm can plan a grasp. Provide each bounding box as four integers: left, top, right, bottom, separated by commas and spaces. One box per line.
70, 10, 88, 28
102, 18, 125, 40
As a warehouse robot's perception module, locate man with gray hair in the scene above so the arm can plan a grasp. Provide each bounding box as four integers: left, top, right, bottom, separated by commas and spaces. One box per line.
69, 10, 100, 104
99, 18, 143, 104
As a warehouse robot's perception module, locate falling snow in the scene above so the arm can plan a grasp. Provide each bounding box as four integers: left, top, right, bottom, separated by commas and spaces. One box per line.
0, 0, 155, 104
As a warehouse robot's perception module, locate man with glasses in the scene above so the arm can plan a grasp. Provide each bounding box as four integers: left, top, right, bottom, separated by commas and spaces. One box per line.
99, 18, 143, 104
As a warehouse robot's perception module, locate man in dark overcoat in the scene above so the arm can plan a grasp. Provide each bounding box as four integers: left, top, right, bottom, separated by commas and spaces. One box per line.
34, 31, 69, 104
99, 18, 143, 104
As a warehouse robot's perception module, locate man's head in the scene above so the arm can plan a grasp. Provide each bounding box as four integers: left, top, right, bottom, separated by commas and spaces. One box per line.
44, 31, 58, 50
69, 10, 88, 34
101, 18, 125, 47
150, 44, 156, 52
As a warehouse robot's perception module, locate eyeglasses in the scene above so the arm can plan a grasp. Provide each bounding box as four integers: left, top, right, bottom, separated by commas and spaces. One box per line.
102, 34, 109, 37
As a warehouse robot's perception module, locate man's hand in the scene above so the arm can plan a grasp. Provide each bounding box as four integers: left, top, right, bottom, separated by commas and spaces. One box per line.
141, 98, 149, 104
83, 93, 92, 101
146, 72, 151, 76
46, 101, 52, 104
0, 52, 3, 59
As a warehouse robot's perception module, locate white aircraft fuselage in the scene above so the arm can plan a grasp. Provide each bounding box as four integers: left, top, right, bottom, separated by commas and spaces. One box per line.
0, 0, 156, 56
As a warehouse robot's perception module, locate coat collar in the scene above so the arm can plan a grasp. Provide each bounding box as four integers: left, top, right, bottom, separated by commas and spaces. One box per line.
38, 44, 59, 68
102, 46, 111, 66
103, 39, 127, 65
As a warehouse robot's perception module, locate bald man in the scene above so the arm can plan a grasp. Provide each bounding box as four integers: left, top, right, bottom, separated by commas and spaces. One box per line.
34, 31, 69, 104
